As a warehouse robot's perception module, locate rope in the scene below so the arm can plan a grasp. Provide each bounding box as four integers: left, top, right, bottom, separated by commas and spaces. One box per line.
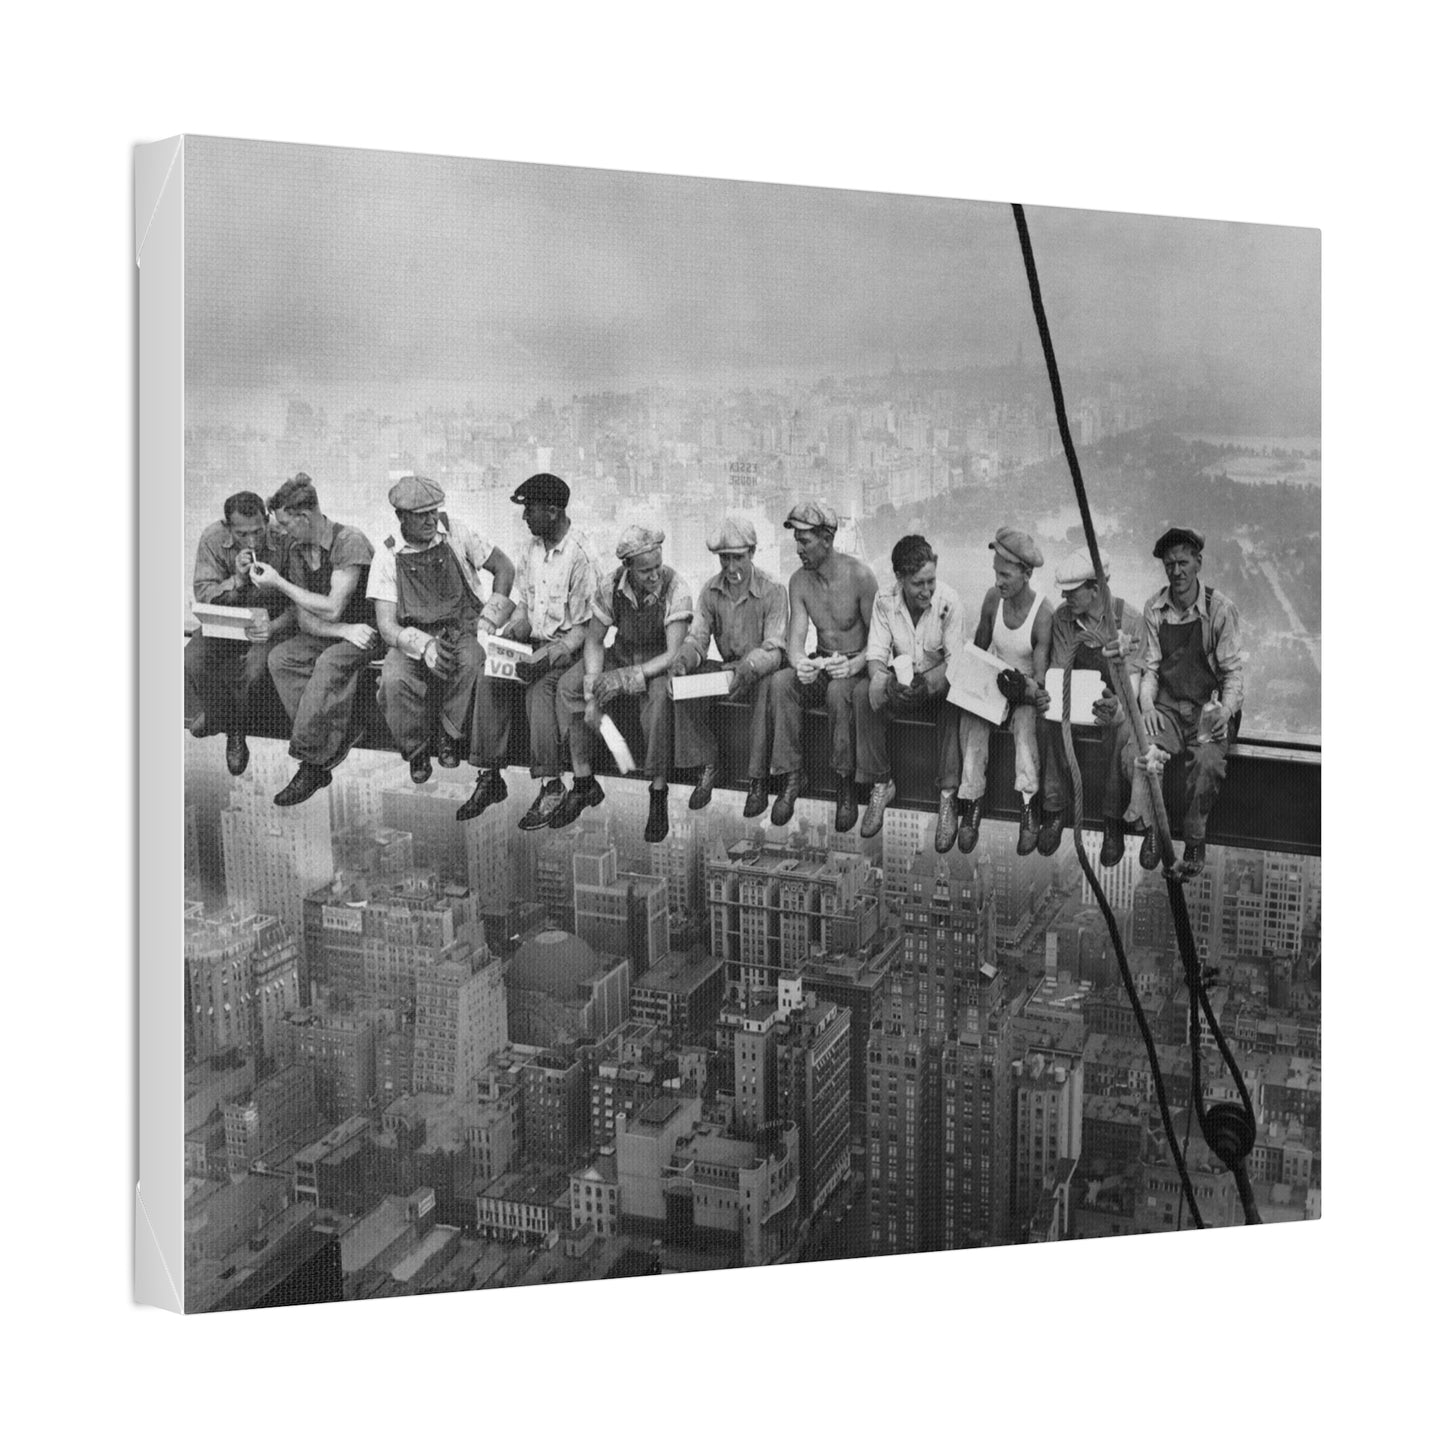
1013, 202, 1260, 1224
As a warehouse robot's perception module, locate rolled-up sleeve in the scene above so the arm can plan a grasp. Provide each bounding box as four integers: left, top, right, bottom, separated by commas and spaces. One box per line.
562, 551, 600, 633
664, 575, 694, 627
679, 590, 716, 670
1211, 596, 1246, 715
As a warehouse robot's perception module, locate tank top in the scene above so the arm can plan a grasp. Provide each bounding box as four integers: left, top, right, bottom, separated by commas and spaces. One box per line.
991, 589, 1043, 671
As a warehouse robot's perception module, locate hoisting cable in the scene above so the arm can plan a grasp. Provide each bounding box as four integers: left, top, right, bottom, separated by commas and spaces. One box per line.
1012, 202, 1261, 1225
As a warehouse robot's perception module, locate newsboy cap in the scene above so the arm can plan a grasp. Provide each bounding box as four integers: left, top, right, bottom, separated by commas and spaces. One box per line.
1055, 546, 1110, 591
989, 526, 1043, 570
1152, 524, 1205, 558
616, 524, 665, 561
783, 500, 839, 532
706, 516, 758, 553
510, 473, 571, 508
388, 475, 445, 512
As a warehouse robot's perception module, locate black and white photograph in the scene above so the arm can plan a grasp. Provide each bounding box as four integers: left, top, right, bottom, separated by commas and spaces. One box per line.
156, 136, 1321, 1312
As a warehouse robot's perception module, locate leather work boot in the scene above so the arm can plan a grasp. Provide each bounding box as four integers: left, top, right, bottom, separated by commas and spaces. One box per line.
1178, 839, 1207, 878
1036, 809, 1064, 857
835, 775, 860, 834
410, 751, 433, 785
771, 771, 806, 827
689, 764, 717, 811
274, 762, 332, 807
1139, 825, 1161, 871
935, 792, 960, 853
743, 778, 769, 818
518, 779, 567, 831
456, 768, 507, 822
1099, 818, 1125, 868
436, 731, 461, 769
225, 733, 250, 777
548, 776, 606, 829
861, 779, 895, 839
645, 787, 670, 843
1017, 797, 1040, 856
956, 798, 983, 854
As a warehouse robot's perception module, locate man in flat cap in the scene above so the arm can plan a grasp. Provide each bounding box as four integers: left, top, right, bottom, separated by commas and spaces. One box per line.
669, 515, 789, 817
770, 499, 883, 832
864, 534, 966, 848
184, 490, 294, 778
954, 526, 1052, 856
1036, 546, 1146, 861
1120, 525, 1244, 878
249, 474, 381, 806
493, 473, 603, 830
552, 525, 694, 841
366, 476, 518, 821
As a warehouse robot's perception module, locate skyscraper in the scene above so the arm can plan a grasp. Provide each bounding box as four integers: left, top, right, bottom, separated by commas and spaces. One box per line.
572, 842, 670, 977
185, 905, 301, 1065
412, 939, 508, 1099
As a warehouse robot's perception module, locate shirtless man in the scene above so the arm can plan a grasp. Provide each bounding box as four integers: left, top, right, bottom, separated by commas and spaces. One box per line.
768, 500, 882, 832
955, 527, 1052, 855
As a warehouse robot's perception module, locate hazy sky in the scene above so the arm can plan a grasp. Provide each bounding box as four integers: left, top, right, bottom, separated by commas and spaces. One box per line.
185, 136, 1320, 422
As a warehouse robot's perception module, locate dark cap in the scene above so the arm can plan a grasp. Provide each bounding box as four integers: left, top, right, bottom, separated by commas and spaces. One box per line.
1152, 525, 1205, 559
510, 473, 571, 508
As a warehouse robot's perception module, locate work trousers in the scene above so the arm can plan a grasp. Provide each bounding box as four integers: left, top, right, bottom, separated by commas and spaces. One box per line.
771, 668, 886, 784
558, 655, 678, 781
268, 631, 383, 769
1120, 697, 1231, 842
958, 702, 1040, 803
857, 693, 962, 793
183, 632, 274, 736
378, 635, 512, 768
1040, 712, 1129, 820
523, 662, 572, 778
673, 661, 774, 780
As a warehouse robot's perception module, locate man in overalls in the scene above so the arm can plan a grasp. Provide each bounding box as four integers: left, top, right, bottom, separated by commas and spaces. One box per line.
367, 476, 518, 823
668, 515, 789, 819
553, 524, 694, 842
1121, 525, 1245, 878
955, 527, 1052, 856
184, 490, 294, 777
251, 474, 380, 807
1036, 547, 1146, 861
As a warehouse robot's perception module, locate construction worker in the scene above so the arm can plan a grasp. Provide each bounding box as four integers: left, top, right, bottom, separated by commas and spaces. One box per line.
864, 534, 966, 848
554, 524, 693, 841
367, 475, 517, 823
1036, 546, 1145, 861
184, 490, 294, 777
955, 526, 1051, 855
669, 515, 789, 819
1121, 525, 1244, 878
251, 474, 380, 807
769, 500, 883, 832
494, 473, 603, 830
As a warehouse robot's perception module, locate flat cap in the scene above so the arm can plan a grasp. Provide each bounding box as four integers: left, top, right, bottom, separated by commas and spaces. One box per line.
1152, 524, 1205, 558
388, 475, 445, 512
510, 472, 571, 508
989, 526, 1043, 570
616, 524, 665, 561
706, 516, 758, 553
783, 499, 839, 532
1055, 546, 1110, 591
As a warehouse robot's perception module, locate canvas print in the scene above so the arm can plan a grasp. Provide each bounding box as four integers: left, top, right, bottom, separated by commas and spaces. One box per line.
172, 138, 1320, 1310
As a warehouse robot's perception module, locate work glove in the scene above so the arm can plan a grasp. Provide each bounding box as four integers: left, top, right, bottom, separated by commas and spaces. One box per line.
424, 634, 459, 680
621, 664, 648, 696
996, 668, 1030, 704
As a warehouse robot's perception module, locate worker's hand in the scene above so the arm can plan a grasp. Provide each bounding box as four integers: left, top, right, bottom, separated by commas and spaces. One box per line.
594, 670, 624, 706
726, 665, 752, 699
1207, 710, 1231, 743
620, 665, 648, 696
425, 635, 458, 679
584, 698, 601, 730
249, 561, 282, 590
244, 613, 274, 644
668, 653, 692, 678
233, 548, 256, 578
475, 617, 496, 639
1092, 690, 1119, 725
1103, 634, 1138, 660
339, 622, 376, 652
1028, 680, 1051, 712
1141, 704, 1162, 739
823, 652, 852, 680
868, 671, 890, 713
793, 657, 820, 686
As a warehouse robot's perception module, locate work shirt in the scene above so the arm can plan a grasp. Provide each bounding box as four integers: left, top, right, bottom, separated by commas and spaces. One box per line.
866, 579, 963, 678
512, 525, 602, 645
1048, 597, 1147, 679
192, 520, 291, 613
591, 565, 694, 631
284, 518, 375, 627
677, 565, 788, 676
367, 518, 497, 606
1141, 584, 1245, 716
